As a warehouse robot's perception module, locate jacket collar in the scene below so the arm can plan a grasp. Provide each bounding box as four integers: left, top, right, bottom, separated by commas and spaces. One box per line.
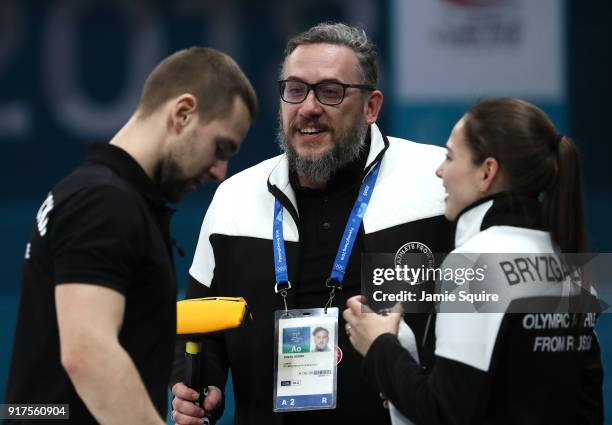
266, 123, 389, 222
454, 192, 544, 248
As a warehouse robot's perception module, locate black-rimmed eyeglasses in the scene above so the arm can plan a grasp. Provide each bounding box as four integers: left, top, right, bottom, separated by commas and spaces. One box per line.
278, 80, 375, 106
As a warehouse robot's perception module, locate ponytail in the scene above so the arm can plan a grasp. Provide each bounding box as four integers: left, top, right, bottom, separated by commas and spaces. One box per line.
542, 135, 587, 252
463, 99, 589, 252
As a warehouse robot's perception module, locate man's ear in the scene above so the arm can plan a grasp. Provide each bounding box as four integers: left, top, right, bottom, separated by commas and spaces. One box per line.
479, 157, 501, 193
170, 94, 198, 133
364, 90, 384, 125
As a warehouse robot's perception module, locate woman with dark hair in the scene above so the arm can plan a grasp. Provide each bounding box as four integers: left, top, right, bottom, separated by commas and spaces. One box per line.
343, 98, 603, 424
442, 97, 586, 252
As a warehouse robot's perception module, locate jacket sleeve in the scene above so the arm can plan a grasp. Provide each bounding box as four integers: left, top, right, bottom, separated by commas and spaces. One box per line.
573, 324, 604, 425
363, 333, 491, 425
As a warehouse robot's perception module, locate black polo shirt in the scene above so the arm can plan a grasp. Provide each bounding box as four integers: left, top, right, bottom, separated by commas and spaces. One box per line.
288, 137, 391, 424
292, 145, 366, 307
5, 144, 177, 423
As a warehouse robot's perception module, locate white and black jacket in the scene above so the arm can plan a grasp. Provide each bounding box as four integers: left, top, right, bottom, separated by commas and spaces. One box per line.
177, 124, 453, 424
363, 194, 604, 425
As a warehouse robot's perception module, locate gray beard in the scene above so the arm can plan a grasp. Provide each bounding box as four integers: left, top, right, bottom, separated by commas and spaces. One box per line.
276, 114, 368, 184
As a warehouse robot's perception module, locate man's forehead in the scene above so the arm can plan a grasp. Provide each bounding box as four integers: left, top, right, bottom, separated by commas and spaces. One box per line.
283, 43, 361, 82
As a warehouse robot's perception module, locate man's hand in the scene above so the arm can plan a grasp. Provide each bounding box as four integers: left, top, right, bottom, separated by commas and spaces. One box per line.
342, 295, 402, 357
171, 383, 222, 425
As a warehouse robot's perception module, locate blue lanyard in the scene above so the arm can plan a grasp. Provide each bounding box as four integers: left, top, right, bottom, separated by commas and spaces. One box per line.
272, 160, 381, 296
273, 199, 290, 290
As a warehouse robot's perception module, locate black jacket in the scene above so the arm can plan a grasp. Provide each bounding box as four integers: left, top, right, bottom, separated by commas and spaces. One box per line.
363, 194, 604, 425
176, 124, 452, 424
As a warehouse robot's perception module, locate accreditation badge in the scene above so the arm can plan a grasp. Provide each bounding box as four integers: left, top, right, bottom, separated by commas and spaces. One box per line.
273, 307, 338, 412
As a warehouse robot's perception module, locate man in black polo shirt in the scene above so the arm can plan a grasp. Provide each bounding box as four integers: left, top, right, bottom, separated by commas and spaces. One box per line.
5, 47, 257, 424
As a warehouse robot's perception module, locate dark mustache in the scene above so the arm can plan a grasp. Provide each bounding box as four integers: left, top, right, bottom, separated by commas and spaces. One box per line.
293, 120, 330, 131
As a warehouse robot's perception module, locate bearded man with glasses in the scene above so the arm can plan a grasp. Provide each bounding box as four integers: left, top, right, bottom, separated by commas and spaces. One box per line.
171, 22, 452, 425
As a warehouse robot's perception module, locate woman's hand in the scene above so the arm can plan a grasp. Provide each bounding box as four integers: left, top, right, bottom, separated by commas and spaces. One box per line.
342, 295, 402, 357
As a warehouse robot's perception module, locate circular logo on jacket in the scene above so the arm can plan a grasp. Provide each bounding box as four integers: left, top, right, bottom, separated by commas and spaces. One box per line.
394, 242, 435, 285
336, 346, 343, 365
